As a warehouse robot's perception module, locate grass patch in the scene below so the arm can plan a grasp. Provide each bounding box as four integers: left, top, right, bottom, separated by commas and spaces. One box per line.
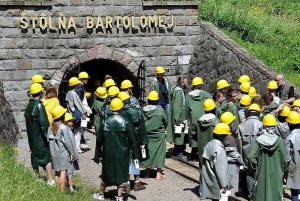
0, 145, 100, 201
199, 0, 300, 87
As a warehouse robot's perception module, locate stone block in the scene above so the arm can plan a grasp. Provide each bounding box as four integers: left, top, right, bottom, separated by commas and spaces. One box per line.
173, 45, 195, 55
128, 37, 140, 47
53, 0, 68, 6
144, 47, 160, 57
0, 71, 13, 80
4, 28, 21, 37
7, 49, 22, 59
0, 50, 8, 60
68, 39, 81, 48
173, 26, 186, 36
46, 50, 60, 59
120, 53, 134, 67
53, 39, 68, 49
17, 60, 32, 70
94, 7, 109, 16
165, 36, 177, 46
185, 9, 199, 16
139, 38, 151, 47
3, 9, 22, 17
113, 51, 124, 61
46, 60, 65, 69
5, 91, 28, 103
151, 37, 165, 46
170, 9, 185, 16
150, 57, 162, 66
134, 7, 143, 17
87, 48, 97, 60
52, 69, 64, 82
0, 61, 4, 70
61, 63, 70, 72
160, 46, 172, 56
128, 0, 140, 6
3, 81, 31, 91
178, 55, 191, 65
118, 37, 131, 48
175, 16, 191, 26
70, 0, 84, 6
127, 61, 139, 73
187, 26, 200, 35
32, 59, 46, 69
114, 0, 127, 6
126, 48, 144, 57
156, 9, 169, 15
3, 60, 17, 70
100, 0, 114, 6
86, 0, 101, 6
78, 7, 95, 17
13, 70, 26, 80
163, 56, 177, 66
108, 6, 124, 16
28, 39, 44, 49
78, 52, 89, 63
177, 36, 190, 45
123, 6, 135, 16
190, 16, 199, 25
82, 39, 95, 49
23, 49, 39, 59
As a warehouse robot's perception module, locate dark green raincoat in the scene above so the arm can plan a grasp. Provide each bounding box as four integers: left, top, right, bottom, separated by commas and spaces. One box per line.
222, 102, 241, 129
91, 99, 105, 164
142, 105, 167, 168
98, 112, 138, 186
189, 113, 219, 166
121, 103, 149, 160
166, 86, 186, 145
185, 90, 212, 147
248, 129, 286, 201
261, 102, 279, 120
24, 98, 51, 167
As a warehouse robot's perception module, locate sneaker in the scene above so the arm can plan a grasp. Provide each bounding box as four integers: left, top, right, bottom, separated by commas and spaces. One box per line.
70, 186, 77, 193
46, 180, 56, 187
93, 193, 104, 200
115, 196, 123, 201
77, 150, 83, 154
80, 143, 90, 149
133, 182, 146, 191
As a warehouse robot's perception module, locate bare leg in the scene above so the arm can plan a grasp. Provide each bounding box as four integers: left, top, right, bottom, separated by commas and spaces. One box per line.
117, 186, 124, 197
33, 166, 39, 176
145, 168, 150, 178
68, 177, 73, 188
55, 171, 60, 190
134, 175, 140, 181
44, 162, 53, 181
59, 170, 67, 192
99, 184, 107, 194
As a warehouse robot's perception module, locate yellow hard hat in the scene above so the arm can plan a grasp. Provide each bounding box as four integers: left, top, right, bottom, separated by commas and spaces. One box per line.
110, 98, 124, 111
220, 112, 236, 125
85, 91, 92, 99
118, 91, 130, 101
120, 80, 134, 89
248, 87, 257, 97
213, 123, 231, 135
29, 83, 43, 95
52, 105, 67, 120
107, 86, 120, 96
279, 106, 291, 117
31, 74, 45, 83
203, 99, 216, 112
217, 80, 230, 90
148, 91, 159, 101
292, 99, 300, 107
69, 77, 81, 86
191, 77, 204, 86
240, 82, 251, 93
94, 79, 102, 87
240, 95, 252, 106
78, 71, 89, 79
155, 66, 165, 74
267, 80, 278, 89
64, 112, 73, 122
238, 75, 251, 84
95, 87, 107, 99
248, 103, 260, 112
104, 79, 116, 88
262, 114, 277, 126
287, 111, 300, 125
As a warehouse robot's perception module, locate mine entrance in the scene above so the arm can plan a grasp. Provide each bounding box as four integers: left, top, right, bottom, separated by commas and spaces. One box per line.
58, 59, 140, 107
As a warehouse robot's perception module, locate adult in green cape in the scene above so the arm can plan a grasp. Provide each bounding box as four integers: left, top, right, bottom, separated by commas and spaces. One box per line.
212, 91, 224, 119
166, 76, 187, 158
24, 83, 54, 185
149, 66, 172, 115
261, 92, 279, 120
91, 87, 107, 164
185, 77, 212, 161
222, 89, 241, 129
248, 114, 286, 201
142, 91, 167, 180
118, 91, 148, 191
94, 98, 138, 201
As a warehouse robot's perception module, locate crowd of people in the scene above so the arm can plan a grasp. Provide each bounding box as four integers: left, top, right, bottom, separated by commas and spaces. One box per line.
23, 67, 300, 201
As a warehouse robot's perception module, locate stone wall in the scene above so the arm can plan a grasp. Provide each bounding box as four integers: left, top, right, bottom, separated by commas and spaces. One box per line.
190, 22, 300, 96
0, 1, 200, 134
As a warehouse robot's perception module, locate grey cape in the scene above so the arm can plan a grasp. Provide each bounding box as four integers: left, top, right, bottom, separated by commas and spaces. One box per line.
202, 139, 229, 200
49, 123, 77, 171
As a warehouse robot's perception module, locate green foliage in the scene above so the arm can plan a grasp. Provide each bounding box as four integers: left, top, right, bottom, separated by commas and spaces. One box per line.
199, 0, 300, 87
0, 145, 100, 201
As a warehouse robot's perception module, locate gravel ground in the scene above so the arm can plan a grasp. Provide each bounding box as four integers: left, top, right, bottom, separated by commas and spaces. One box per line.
17, 131, 203, 201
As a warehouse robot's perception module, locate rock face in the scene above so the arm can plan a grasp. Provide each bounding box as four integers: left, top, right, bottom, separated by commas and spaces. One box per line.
0, 81, 19, 144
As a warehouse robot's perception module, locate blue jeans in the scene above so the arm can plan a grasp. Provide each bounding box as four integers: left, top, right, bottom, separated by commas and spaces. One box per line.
157, 103, 170, 116
291, 189, 299, 201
